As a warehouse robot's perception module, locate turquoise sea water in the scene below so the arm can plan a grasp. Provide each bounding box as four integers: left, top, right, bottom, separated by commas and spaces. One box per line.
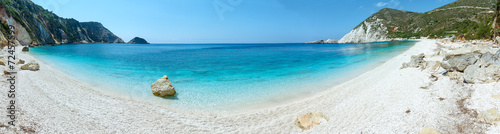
30, 41, 416, 110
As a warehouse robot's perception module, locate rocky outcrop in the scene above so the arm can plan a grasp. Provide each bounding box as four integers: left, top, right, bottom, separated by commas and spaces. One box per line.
339, 0, 496, 43
305, 40, 324, 44
401, 53, 425, 69
127, 37, 149, 44
401, 53, 442, 73
0, 0, 124, 46
339, 19, 389, 43
80, 22, 124, 43
20, 60, 39, 71
151, 75, 176, 97
294, 112, 328, 130
463, 62, 500, 83
441, 46, 495, 72
324, 39, 338, 43
305, 39, 338, 44
0, 32, 7, 49
338, 8, 421, 43
441, 46, 500, 84
1, 9, 31, 46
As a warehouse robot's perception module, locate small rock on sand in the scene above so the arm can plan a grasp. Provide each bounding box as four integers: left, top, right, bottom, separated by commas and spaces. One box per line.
0, 57, 5, 66
419, 127, 441, 134
22, 46, 29, 52
295, 112, 328, 130
16, 59, 25, 65
20, 60, 40, 71
151, 75, 176, 97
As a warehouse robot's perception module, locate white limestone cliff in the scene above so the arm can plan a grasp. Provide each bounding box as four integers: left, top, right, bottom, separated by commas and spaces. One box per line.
339, 19, 390, 43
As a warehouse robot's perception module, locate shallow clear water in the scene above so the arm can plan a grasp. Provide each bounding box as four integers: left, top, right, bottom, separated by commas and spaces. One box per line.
30, 41, 416, 110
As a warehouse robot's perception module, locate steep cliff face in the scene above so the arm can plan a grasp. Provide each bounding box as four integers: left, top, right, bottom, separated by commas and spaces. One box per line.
340, 0, 497, 43
0, 0, 124, 46
339, 19, 389, 43
340, 8, 421, 43
0, 6, 31, 45
80, 22, 124, 43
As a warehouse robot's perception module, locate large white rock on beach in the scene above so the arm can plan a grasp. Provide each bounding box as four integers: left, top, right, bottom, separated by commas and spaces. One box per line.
463, 63, 500, 84
20, 60, 39, 71
401, 53, 425, 69
151, 75, 176, 96
442, 47, 500, 83
441, 46, 494, 72
295, 112, 328, 130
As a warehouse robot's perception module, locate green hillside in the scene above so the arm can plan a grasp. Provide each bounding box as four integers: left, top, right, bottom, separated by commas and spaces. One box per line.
0, 0, 123, 45
355, 0, 498, 40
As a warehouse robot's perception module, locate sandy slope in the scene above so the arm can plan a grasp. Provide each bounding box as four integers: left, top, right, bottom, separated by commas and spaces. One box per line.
0, 40, 491, 133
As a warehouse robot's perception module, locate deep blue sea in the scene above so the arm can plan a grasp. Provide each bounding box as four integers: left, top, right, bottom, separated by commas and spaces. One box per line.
30, 41, 416, 110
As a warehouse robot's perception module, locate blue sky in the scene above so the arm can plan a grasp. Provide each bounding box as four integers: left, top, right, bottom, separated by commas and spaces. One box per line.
32, 0, 455, 43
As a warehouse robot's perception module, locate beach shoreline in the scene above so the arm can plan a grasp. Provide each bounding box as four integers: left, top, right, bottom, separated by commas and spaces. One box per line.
0, 39, 496, 133
25, 41, 416, 113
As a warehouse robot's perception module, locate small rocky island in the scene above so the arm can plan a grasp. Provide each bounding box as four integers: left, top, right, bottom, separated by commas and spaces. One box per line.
127, 37, 150, 44
305, 39, 338, 44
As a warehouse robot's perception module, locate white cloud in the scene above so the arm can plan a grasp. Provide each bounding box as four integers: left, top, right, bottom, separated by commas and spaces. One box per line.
375, 2, 388, 7
374, 0, 400, 8
389, 0, 400, 7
